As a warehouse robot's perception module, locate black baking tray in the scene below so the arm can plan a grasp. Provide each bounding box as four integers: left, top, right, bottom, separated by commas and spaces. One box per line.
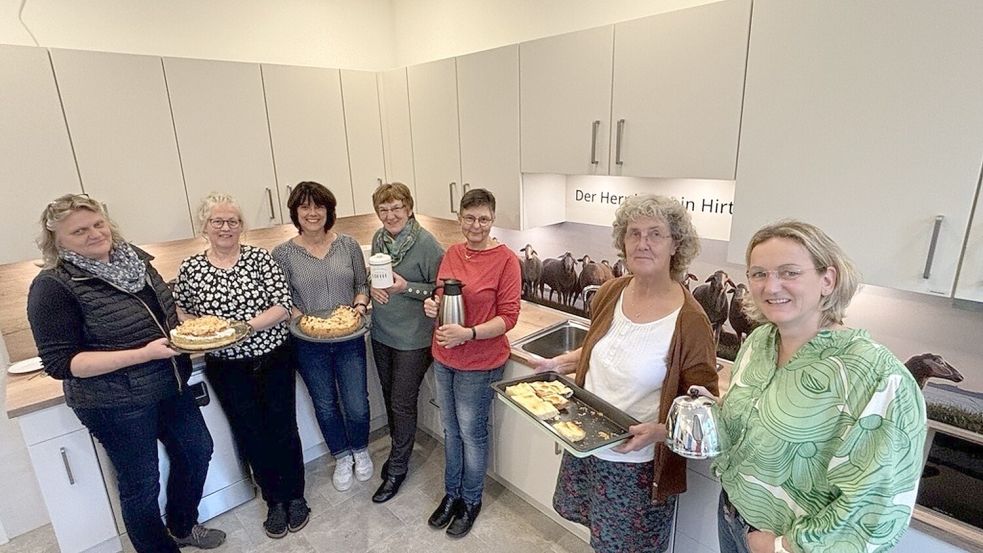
492, 372, 639, 457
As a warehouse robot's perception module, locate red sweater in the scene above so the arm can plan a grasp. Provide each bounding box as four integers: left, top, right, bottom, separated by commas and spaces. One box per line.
431, 242, 521, 370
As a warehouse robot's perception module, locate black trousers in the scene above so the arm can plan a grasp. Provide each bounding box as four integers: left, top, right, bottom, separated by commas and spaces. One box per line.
204, 340, 305, 506
371, 340, 432, 476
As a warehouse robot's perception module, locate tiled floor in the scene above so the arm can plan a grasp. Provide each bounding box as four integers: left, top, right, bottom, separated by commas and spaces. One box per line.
0, 432, 592, 553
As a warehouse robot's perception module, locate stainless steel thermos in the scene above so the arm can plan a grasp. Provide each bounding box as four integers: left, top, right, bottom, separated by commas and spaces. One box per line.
438, 278, 466, 326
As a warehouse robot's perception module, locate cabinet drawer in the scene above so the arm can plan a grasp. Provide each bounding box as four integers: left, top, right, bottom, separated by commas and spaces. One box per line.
28, 429, 117, 553
19, 403, 85, 446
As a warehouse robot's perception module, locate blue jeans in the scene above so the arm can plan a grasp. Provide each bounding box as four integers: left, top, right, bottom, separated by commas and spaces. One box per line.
294, 337, 370, 458
75, 388, 213, 553
718, 490, 755, 553
433, 360, 504, 505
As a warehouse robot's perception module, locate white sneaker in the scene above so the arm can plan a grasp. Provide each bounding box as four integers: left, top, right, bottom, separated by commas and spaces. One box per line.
353, 450, 374, 482
333, 454, 354, 492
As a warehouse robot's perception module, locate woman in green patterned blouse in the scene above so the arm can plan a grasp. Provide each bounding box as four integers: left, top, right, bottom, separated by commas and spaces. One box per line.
713, 220, 926, 553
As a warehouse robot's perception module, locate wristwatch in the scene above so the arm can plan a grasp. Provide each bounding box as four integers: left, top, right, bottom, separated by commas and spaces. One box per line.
470, 327, 477, 340
775, 536, 791, 553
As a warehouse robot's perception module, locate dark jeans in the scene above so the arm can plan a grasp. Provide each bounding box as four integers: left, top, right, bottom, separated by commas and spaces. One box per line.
205, 341, 305, 506
718, 490, 756, 553
294, 336, 370, 457
75, 388, 213, 553
371, 340, 432, 476
433, 360, 504, 504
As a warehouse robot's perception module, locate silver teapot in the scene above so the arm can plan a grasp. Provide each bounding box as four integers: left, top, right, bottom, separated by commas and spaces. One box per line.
664, 387, 729, 459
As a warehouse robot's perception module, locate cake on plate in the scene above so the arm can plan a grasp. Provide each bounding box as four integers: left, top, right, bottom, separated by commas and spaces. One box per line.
170, 315, 237, 350
298, 306, 362, 339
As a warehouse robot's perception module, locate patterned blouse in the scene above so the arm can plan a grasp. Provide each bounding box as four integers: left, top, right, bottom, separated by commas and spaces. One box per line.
272, 233, 369, 314
713, 325, 927, 553
173, 244, 292, 359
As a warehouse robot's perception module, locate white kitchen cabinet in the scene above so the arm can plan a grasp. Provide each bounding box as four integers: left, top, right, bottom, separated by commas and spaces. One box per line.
457, 45, 522, 230
163, 58, 280, 229
341, 70, 387, 215
378, 68, 416, 195
20, 405, 119, 553
611, 0, 751, 180
954, 192, 983, 303
728, 0, 983, 296
261, 64, 355, 220
407, 58, 462, 220
50, 49, 193, 244
0, 46, 82, 264
520, 26, 614, 176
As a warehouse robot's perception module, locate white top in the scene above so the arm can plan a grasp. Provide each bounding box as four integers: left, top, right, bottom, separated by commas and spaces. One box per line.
586, 290, 678, 463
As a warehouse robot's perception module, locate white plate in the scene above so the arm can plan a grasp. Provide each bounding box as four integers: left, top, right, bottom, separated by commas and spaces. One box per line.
7, 357, 44, 374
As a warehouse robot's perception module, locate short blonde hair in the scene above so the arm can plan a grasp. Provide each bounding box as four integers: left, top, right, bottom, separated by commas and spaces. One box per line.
742, 219, 861, 327
37, 194, 125, 269
372, 182, 415, 212
611, 195, 700, 282
196, 192, 246, 238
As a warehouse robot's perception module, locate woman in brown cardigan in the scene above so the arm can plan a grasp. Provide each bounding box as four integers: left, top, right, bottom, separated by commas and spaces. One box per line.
534, 194, 718, 553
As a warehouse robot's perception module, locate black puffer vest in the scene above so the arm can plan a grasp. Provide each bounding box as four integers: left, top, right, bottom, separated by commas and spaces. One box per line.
47, 247, 192, 409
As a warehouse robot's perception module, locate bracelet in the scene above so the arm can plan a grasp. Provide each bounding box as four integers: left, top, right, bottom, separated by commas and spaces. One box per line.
354, 302, 368, 308
774, 536, 791, 553
470, 327, 477, 341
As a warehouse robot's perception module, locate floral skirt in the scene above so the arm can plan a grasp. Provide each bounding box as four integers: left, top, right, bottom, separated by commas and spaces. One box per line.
553, 452, 677, 553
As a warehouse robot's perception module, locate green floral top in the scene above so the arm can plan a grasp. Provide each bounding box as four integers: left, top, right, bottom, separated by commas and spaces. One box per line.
713, 325, 926, 553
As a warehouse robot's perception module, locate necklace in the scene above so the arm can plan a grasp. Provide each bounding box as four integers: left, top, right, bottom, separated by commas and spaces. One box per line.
463, 241, 492, 260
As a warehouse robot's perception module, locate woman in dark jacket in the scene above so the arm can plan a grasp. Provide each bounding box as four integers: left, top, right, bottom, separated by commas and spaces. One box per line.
27, 194, 224, 553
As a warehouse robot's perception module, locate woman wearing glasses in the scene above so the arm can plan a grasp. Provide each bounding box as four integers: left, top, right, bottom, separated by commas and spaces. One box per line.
531, 194, 719, 553
27, 194, 224, 552
272, 182, 373, 493
422, 188, 521, 537
713, 220, 926, 553
368, 182, 444, 503
173, 193, 309, 539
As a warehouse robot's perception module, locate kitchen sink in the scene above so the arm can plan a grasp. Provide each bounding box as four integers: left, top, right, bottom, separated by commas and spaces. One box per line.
514, 320, 589, 359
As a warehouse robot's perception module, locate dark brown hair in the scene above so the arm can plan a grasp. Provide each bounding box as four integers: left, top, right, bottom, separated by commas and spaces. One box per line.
288, 181, 336, 233
460, 188, 496, 213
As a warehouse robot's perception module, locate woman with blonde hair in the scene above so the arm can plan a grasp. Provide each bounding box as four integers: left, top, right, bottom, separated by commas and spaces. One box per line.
713, 220, 926, 553
533, 194, 718, 553
27, 194, 224, 552
173, 193, 308, 539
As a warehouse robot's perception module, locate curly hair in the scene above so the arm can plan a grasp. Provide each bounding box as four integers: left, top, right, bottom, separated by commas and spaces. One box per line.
741, 219, 861, 328
611, 195, 700, 282
195, 192, 246, 238
37, 194, 125, 269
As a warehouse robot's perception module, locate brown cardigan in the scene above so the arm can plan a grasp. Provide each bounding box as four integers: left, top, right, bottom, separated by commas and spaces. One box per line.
574, 276, 719, 503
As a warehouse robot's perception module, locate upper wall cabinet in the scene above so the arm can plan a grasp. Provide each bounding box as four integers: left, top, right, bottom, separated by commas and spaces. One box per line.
0, 46, 82, 264
955, 193, 983, 302
378, 68, 415, 194
408, 58, 462, 220
520, 26, 614, 176
261, 64, 355, 220
457, 45, 522, 230
341, 70, 387, 215
163, 58, 280, 229
728, 0, 983, 296
50, 49, 193, 244
611, 0, 751, 180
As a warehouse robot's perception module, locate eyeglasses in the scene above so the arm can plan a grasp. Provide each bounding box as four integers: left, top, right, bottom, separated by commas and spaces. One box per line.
208, 218, 241, 229
461, 215, 494, 227
625, 228, 671, 243
746, 266, 825, 282
377, 204, 405, 216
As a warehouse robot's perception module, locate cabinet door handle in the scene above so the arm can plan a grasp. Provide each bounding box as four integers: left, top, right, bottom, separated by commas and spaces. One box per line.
377, 177, 383, 187
590, 120, 601, 165
60, 447, 76, 486
449, 182, 458, 214
429, 398, 440, 409
554, 442, 562, 456
285, 185, 293, 201
615, 119, 626, 166
265, 187, 276, 220
463, 183, 471, 193
922, 215, 944, 279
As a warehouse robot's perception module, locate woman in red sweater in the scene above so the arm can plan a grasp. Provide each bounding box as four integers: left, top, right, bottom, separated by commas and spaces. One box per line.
422, 188, 522, 538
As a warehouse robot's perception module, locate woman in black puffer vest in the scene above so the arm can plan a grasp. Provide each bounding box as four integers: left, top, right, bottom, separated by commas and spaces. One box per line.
27, 194, 224, 553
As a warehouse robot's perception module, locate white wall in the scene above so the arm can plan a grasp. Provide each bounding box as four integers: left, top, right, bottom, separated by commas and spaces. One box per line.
390, 0, 722, 67
1, 0, 396, 70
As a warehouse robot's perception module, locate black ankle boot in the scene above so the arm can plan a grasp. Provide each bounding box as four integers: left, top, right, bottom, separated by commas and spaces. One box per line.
372, 473, 405, 503
381, 460, 390, 480
446, 501, 481, 538
428, 495, 463, 529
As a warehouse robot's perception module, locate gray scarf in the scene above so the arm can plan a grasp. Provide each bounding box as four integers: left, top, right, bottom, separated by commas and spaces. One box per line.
60, 242, 148, 293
